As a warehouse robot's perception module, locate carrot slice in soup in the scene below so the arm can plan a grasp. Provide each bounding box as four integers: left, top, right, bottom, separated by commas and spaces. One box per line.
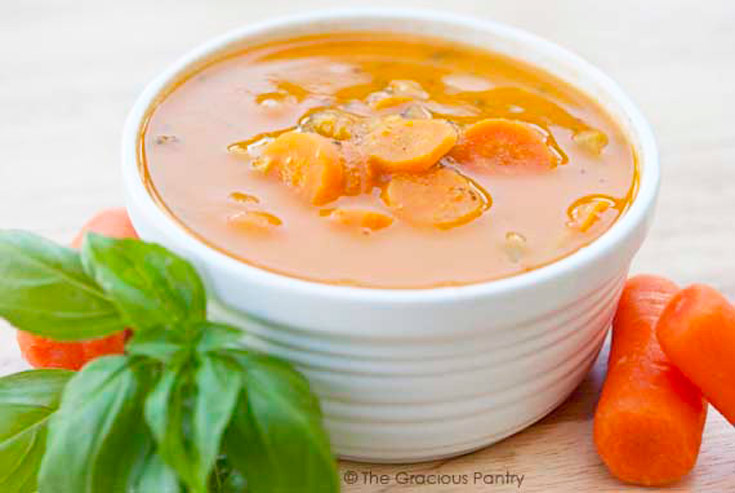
228, 210, 283, 233
382, 167, 490, 229
327, 209, 394, 232
257, 131, 344, 205
340, 141, 376, 195
364, 117, 458, 173
450, 118, 556, 171
567, 195, 617, 232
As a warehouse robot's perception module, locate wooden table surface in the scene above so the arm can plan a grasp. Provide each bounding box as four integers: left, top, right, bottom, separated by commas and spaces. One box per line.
1, 1, 734, 491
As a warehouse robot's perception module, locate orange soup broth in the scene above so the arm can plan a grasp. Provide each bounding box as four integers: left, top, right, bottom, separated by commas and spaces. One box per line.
141, 32, 638, 289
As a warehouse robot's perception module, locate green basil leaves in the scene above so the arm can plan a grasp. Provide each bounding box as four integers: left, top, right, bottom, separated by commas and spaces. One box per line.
145, 353, 241, 493
0, 231, 339, 492
221, 350, 340, 493
81, 233, 207, 331
39, 356, 155, 493
0, 369, 73, 493
0, 231, 124, 340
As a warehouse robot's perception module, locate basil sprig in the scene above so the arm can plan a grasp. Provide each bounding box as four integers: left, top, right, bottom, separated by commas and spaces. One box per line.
0, 230, 339, 492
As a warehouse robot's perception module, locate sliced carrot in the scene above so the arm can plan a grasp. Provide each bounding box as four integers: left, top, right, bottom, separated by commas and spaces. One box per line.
364, 117, 458, 173
257, 131, 344, 205
450, 118, 556, 172
594, 275, 707, 487
340, 141, 376, 195
657, 284, 735, 425
18, 208, 135, 371
327, 209, 393, 233
228, 192, 260, 204
382, 167, 490, 229
228, 210, 283, 233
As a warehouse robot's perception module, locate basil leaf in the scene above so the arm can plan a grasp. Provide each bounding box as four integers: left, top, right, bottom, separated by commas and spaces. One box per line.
134, 450, 181, 493
127, 323, 242, 363
81, 233, 206, 331
195, 323, 243, 353
0, 370, 73, 493
210, 456, 247, 493
145, 353, 241, 493
221, 350, 339, 493
39, 356, 154, 493
126, 327, 192, 363
0, 231, 125, 340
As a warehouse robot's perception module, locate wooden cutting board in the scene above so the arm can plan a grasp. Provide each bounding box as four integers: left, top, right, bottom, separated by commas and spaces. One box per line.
1, 0, 734, 491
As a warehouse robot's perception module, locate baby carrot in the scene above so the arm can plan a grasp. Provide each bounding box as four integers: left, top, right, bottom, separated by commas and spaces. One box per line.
17, 331, 127, 371
594, 275, 707, 486
657, 284, 735, 425
70, 207, 138, 248
17, 208, 135, 370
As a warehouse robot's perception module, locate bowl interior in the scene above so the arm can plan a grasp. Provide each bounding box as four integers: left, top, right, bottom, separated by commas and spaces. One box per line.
123, 8, 658, 305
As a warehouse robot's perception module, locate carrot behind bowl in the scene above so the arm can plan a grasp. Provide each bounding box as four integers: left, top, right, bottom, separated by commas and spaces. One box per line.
16, 208, 136, 370
594, 275, 707, 486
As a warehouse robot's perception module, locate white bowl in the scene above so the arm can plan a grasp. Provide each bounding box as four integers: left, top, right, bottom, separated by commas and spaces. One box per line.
122, 9, 658, 463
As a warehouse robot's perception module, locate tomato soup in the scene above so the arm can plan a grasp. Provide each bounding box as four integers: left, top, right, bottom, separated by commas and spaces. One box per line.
141, 32, 637, 289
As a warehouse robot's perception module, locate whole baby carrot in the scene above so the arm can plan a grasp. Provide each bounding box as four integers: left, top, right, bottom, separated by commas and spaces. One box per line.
594, 275, 707, 486
657, 284, 735, 425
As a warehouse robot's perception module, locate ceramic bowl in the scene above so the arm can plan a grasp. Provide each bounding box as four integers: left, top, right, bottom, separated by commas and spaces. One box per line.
122, 9, 659, 463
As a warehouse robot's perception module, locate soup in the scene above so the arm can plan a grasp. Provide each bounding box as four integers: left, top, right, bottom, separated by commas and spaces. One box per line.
141, 32, 637, 289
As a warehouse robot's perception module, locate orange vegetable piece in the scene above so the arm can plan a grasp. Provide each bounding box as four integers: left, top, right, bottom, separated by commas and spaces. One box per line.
18, 208, 136, 371
70, 207, 138, 248
382, 167, 490, 229
594, 275, 707, 487
450, 118, 556, 172
228, 210, 283, 233
567, 196, 616, 232
340, 141, 376, 196
364, 117, 457, 173
17, 331, 127, 371
258, 131, 344, 205
657, 284, 735, 425
327, 209, 393, 232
